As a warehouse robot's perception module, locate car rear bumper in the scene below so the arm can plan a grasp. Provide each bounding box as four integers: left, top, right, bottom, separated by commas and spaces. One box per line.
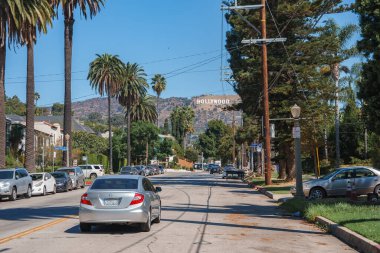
79, 204, 148, 224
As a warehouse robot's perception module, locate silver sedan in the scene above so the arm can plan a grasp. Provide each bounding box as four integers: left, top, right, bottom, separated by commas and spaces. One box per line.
291, 166, 380, 199
79, 175, 161, 232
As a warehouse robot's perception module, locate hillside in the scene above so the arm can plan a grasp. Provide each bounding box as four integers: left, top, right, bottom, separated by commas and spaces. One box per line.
72, 95, 242, 133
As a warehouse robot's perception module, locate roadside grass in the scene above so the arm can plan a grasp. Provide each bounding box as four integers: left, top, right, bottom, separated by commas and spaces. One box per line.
280, 198, 380, 243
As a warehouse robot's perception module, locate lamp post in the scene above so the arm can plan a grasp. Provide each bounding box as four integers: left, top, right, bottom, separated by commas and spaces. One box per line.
65, 134, 70, 167
291, 104, 305, 198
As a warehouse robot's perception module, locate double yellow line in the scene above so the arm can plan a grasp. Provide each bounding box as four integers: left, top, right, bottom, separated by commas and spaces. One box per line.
0, 215, 77, 245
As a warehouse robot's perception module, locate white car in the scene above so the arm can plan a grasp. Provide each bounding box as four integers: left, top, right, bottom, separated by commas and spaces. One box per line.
78, 165, 105, 180
30, 173, 56, 196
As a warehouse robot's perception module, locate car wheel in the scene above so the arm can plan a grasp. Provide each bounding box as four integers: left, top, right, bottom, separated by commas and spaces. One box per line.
25, 185, 32, 198
374, 184, 380, 195
153, 205, 161, 224
74, 181, 78, 190
79, 223, 92, 232
9, 187, 17, 201
65, 184, 69, 192
90, 174, 97, 180
140, 209, 152, 232
309, 187, 326, 199
52, 185, 56, 194
42, 186, 46, 196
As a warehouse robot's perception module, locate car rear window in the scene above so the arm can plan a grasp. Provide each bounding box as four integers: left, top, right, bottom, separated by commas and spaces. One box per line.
91, 178, 138, 190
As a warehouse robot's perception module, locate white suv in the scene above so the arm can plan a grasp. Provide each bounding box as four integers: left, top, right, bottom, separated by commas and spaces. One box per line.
78, 165, 105, 180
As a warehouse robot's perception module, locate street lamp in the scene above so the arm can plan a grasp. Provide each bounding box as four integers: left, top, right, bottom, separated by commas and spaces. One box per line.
65, 134, 70, 167
291, 104, 305, 198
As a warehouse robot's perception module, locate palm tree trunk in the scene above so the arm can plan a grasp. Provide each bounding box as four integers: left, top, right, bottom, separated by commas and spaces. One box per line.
63, 15, 74, 167
335, 78, 340, 168
25, 43, 35, 172
0, 43, 6, 167
108, 93, 113, 172
156, 95, 159, 127
145, 142, 149, 165
127, 108, 131, 166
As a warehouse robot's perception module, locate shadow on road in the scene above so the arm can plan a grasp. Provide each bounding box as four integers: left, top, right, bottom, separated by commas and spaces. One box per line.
0, 206, 78, 221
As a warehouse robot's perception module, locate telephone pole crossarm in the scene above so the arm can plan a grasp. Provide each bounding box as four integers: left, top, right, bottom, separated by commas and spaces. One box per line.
221, 5, 263, 11
242, 38, 287, 45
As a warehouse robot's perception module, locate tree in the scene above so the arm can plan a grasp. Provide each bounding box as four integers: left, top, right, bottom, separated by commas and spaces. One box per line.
0, 1, 31, 167
130, 95, 157, 124
117, 63, 148, 165
130, 121, 159, 165
51, 103, 64, 115
356, 0, 380, 135
51, 0, 104, 168
5, 96, 26, 115
151, 74, 166, 127
185, 147, 198, 163
19, 0, 53, 172
162, 118, 170, 135
225, 0, 351, 179
170, 107, 195, 151
88, 53, 124, 172
72, 131, 107, 155
155, 138, 173, 161
87, 112, 103, 123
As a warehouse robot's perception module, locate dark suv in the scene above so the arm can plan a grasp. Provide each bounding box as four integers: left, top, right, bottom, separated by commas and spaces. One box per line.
209, 165, 222, 174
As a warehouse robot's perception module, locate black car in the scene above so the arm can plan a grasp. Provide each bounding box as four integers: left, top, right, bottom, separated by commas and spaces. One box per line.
158, 165, 165, 174
119, 166, 139, 175
51, 172, 72, 192
209, 165, 222, 174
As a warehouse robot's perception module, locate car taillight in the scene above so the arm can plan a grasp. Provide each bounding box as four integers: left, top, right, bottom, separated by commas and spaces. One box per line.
130, 193, 144, 205
80, 193, 92, 206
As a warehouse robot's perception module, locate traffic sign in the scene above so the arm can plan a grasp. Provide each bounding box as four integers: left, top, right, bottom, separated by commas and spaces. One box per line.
54, 146, 67, 151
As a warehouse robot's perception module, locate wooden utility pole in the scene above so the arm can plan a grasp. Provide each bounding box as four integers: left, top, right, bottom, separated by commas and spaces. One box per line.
261, 0, 272, 185
232, 111, 236, 166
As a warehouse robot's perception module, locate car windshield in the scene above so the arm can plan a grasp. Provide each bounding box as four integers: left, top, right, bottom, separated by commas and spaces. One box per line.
59, 169, 75, 176
121, 167, 132, 172
0, 171, 13, 179
51, 173, 66, 179
91, 178, 138, 190
320, 170, 339, 180
31, 174, 43, 181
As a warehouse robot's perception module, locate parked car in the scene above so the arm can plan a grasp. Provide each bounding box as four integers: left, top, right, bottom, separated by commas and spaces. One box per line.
134, 165, 148, 176
222, 166, 245, 179
79, 175, 162, 232
51, 172, 73, 192
78, 164, 104, 180
30, 172, 56, 196
158, 165, 165, 174
290, 167, 380, 199
209, 165, 222, 174
56, 167, 85, 189
120, 166, 139, 175
0, 168, 32, 201
146, 165, 159, 176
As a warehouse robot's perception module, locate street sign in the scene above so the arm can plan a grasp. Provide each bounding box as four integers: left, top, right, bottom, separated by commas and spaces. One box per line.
82, 156, 87, 161
54, 146, 67, 151
293, 127, 301, 138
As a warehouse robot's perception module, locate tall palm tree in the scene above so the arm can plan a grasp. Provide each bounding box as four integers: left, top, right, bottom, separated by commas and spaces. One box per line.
0, 1, 27, 167
117, 63, 148, 165
19, 0, 53, 172
51, 0, 104, 166
151, 74, 166, 127
130, 95, 157, 124
88, 54, 124, 172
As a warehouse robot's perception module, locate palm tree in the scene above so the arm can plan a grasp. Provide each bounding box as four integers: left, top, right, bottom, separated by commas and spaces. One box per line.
130, 95, 157, 124
0, 1, 27, 167
320, 20, 358, 167
151, 74, 166, 127
19, 0, 53, 172
51, 0, 104, 166
117, 63, 148, 165
88, 54, 124, 172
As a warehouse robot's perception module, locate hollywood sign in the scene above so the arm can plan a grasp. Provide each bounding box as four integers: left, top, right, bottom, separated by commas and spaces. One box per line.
196, 99, 231, 105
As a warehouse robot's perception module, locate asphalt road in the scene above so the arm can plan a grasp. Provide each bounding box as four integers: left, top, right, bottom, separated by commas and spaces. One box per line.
0, 172, 356, 253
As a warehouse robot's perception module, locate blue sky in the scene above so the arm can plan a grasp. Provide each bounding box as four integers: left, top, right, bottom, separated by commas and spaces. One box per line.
4, 0, 359, 106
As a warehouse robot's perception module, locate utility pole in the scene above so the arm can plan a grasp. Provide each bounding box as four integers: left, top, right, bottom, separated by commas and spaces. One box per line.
222, 1, 286, 185
232, 111, 236, 167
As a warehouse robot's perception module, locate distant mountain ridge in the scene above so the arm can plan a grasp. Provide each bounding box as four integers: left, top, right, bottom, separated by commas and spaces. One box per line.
72, 95, 242, 133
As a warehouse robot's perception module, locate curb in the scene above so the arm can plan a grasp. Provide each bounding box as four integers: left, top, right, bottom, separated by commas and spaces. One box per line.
315, 216, 380, 253
251, 184, 291, 203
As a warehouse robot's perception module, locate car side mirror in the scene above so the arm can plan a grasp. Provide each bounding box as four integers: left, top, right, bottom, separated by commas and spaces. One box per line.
331, 177, 336, 182
45, 177, 48, 181
15, 175, 20, 180
155, 186, 162, 192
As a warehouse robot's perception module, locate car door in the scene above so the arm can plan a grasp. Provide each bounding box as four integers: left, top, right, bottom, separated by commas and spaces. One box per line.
16, 170, 26, 194
142, 179, 156, 214
45, 173, 54, 192
147, 179, 160, 215
329, 169, 354, 196
76, 167, 85, 186
353, 168, 378, 195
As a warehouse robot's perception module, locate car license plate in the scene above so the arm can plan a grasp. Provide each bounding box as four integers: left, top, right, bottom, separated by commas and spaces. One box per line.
104, 199, 119, 206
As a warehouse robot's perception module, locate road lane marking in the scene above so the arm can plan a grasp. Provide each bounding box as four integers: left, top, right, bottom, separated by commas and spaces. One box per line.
0, 215, 77, 245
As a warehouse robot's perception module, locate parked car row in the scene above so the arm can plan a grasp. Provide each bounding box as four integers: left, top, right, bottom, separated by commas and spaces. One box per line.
119, 165, 165, 176
0, 166, 86, 201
